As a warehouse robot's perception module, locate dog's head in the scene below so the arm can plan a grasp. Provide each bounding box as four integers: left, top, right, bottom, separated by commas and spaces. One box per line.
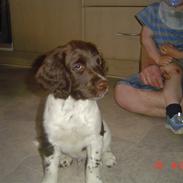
35, 40, 108, 100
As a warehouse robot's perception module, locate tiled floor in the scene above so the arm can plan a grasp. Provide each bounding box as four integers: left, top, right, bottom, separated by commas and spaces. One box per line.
1, 66, 183, 183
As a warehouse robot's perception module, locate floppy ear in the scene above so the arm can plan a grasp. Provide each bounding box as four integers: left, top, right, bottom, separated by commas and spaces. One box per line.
99, 53, 108, 75
35, 47, 71, 99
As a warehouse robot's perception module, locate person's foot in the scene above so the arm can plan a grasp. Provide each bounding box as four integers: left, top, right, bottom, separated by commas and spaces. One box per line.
166, 113, 183, 134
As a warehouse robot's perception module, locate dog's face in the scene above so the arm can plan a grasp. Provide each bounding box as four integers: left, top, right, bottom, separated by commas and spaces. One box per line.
35, 40, 108, 100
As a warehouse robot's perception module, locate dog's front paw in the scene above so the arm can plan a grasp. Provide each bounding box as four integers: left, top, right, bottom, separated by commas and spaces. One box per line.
41, 176, 58, 183
102, 151, 116, 168
87, 175, 103, 183
59, 155, 73, 168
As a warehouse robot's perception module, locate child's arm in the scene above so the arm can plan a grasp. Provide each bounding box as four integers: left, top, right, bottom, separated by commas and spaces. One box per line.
160, 44, 183, 59
141, 26, 173, 65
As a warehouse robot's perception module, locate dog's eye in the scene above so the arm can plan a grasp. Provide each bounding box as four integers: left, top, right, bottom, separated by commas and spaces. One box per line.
72, 62, 85, 72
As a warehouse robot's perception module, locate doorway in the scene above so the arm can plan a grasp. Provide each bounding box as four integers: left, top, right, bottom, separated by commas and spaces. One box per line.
0, 0, 13, 50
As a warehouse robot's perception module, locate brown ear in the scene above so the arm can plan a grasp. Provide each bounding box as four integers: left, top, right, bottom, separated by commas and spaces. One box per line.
99, 52, 108, 76
35, 47, 71, 99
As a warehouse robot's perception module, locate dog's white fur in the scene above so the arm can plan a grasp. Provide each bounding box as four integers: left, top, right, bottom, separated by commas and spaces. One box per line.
41, 94, 116, 183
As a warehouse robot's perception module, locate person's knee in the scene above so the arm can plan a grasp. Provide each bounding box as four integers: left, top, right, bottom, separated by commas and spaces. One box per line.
163, 63, 183, 76
114, 84, 126, 105
114, 84, 133, 109
114, 84, 122, 100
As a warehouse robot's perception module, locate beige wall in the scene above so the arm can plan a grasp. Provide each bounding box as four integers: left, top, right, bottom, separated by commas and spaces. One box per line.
1, 0, 159, 76
9, 0, 82, 53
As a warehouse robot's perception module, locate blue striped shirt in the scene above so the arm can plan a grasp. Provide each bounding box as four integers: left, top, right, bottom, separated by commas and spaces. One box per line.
136, 3, 183, 51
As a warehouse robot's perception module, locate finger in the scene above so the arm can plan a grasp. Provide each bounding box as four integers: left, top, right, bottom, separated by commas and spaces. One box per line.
167, 44, 173, 48
160, 46, 167, 53
160, 48, 167, 54
164, 57, 173, 63
145, 75, 161, 88
140, 72, 152, 86
168, 57, 173, 63
164, 60, 172, 65
165, 44, 173, 49
160, 61, 170, 66
151, 69, 163, 88
140, 72, 148, 85
153, 77, 163, 88
143, 72, 158, 87
145, 75, 154, 86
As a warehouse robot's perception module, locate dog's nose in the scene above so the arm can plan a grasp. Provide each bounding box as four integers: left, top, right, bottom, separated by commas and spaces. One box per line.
96, 80, 108, 91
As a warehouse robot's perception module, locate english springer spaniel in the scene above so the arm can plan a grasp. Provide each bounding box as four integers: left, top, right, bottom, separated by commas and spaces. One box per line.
35, 40, 116, 183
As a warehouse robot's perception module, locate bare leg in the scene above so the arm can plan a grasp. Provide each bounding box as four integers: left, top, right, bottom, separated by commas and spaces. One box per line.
40, 135, 60, 183
114, 64, 183, 117
41, 146, 60, 183
86, 135, 103, 183
161, 63, 182, 105
102, 121, 116, 167
114, 84, 166, 117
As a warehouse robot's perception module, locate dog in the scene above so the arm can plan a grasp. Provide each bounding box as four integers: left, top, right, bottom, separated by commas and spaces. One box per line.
35, 40, 116, 183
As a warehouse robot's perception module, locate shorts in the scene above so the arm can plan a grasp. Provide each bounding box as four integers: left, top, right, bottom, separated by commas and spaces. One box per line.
117, 74, 161, 91
117, 59, 183, 91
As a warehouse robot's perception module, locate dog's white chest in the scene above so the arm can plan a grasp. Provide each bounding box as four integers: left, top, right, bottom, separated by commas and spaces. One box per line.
43, 95, 102, 149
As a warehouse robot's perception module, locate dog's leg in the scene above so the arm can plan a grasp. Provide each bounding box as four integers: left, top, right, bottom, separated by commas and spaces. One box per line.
102, 121, 116, 167
86, 135, 103, 183
59, 154, 73, 168
102, 149, 116, 168
40, 140, 60, 183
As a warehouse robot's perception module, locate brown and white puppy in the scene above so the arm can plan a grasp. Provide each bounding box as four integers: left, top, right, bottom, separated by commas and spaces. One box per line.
36, 40, 116, 183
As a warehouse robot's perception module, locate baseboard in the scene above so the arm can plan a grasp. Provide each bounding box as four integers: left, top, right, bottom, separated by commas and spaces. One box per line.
0, 50, 39, 68
0, 50, 140, 77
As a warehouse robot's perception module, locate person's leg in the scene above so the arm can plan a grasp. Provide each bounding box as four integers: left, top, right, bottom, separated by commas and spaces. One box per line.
114, 84, 166, 117
114, 64, 183, 117
160, 63, 183, 134
114, 63, 183, 134
161, 63, 182, 105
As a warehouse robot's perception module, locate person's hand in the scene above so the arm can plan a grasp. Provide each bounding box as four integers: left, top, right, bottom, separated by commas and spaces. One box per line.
156, 55, 173, 66
160, 44, 182, 59
139, 64, 163, 88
